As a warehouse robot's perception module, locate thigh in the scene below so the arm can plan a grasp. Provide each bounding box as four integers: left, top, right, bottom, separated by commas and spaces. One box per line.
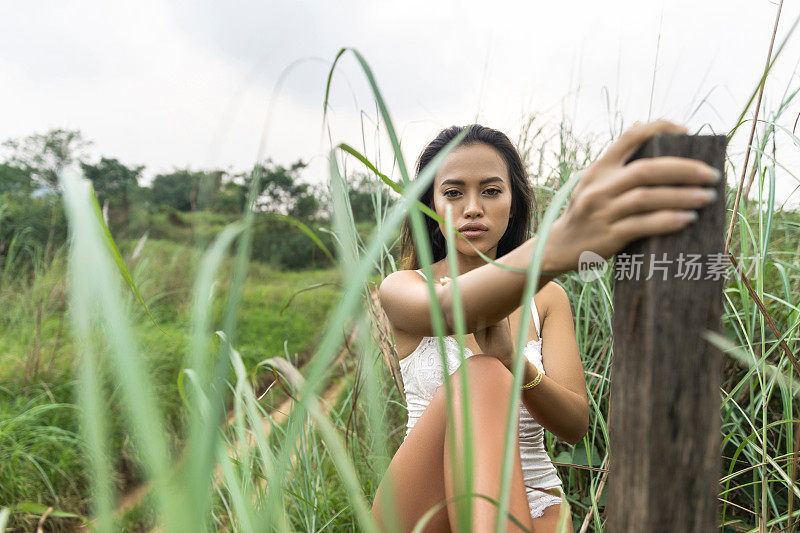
531, 498, 572, 533
372, 384, 452, 533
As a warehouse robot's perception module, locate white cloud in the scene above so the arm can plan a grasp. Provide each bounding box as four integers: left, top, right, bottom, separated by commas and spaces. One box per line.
1, 0, 798, 204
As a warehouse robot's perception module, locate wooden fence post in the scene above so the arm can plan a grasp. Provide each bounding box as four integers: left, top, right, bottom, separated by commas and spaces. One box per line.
607, 134, 728, 532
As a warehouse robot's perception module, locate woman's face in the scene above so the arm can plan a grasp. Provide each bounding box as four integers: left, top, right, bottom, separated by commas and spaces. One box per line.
432, 142, 514, 257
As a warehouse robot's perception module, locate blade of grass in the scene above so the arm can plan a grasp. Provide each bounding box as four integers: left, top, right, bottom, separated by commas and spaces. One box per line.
442, 203, 474, 532
59, 168, 190, 531
495, 168, 582, 533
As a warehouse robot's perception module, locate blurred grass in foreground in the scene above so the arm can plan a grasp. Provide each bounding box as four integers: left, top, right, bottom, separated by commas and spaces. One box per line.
0, 42, 798, 532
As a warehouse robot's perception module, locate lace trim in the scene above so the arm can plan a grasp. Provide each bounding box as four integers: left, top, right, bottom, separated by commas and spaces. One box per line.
400, 335, 541, 367
399, 335, 546, 403
528, 491, 564, 519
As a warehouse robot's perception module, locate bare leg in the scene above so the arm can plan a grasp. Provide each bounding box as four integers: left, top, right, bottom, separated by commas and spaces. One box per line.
444, 355, 534, 532
372, 372, 456, 532
371, 354, 534, 532
531, 502, 572, 533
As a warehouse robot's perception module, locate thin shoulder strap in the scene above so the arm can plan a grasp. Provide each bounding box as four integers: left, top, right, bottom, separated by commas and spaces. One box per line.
530, 298, 541, 338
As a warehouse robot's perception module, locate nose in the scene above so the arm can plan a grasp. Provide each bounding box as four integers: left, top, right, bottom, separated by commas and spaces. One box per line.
463, 192, 484, 219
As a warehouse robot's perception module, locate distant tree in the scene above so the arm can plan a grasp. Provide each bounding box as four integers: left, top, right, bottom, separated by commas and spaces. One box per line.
80, 157, 144, 232
150, 169, 231, 212
242, 159, 317, 216
196, 169, 225, 211
211, 177, 247, 214
2, 128, 92, 191
150, 170, 198, 211
81, 157, 143, 205
347, 172, 394, 223
288, 182, 324, 220
0, 163, 32, 196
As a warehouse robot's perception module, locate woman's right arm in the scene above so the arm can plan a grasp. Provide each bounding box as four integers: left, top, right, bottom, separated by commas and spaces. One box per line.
379, 120, 722, 337
379, 239, 558, 337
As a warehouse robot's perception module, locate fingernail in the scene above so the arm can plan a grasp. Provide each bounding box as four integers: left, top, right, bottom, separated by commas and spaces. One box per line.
702, 166, 722, 183
694, 189, 718, 203
682, 211, 699, 223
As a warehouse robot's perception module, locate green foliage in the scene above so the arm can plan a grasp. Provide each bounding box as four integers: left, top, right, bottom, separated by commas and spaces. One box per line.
348, 172, 396, 223
2, 128, 92, 191
0, 194, 67, 276
250, 215, 336, 270
0, 384, 83, 531
2, 41, 799, 532
231, 268, 341, 365
0, 163, 31, 196
80, 158, 143, 206
81, 157, 145, 235
150, 170, 203, 212
246, 159, 309, 214
0, 223, 345, 528
212, 180, 248, 214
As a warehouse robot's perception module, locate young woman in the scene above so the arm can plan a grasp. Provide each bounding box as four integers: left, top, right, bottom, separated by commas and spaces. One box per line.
371, 121, 721, 532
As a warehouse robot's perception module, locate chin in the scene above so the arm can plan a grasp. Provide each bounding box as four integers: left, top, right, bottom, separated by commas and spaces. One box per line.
457, 239, 499, 256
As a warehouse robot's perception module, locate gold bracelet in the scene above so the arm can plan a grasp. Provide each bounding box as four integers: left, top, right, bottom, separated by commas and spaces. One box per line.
521, 366, 543, 390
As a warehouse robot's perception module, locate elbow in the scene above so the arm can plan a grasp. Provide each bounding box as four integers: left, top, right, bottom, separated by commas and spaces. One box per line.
564, 430, 584, 447
565, 404, 590, 446
565, 428, 587, 447
566, 427, 588, 447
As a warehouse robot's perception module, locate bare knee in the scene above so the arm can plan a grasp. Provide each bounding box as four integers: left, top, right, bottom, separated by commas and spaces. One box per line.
445, 355, 514, 408
453, 354, 512, 386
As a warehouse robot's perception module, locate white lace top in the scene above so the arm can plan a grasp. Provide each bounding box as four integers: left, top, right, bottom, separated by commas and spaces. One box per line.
398, 269, 563, 493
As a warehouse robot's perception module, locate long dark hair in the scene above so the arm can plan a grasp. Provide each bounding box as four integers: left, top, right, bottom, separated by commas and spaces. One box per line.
399, 124, 535, 270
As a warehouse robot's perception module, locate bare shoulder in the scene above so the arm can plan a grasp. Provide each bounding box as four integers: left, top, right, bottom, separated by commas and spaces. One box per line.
378, 269, 433, 356
537, 281, 570, 318
539, 280, 569, 301
509, 281, 569, 339
378, 269, 423, 301
377, 269, 429, 330
380, 268, 421, 286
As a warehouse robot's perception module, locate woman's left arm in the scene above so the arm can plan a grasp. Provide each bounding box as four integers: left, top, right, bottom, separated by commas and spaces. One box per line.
517, 282, 589, 446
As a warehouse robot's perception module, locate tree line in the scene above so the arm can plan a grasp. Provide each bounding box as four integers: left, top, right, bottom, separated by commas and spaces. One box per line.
1, 128, 393, 271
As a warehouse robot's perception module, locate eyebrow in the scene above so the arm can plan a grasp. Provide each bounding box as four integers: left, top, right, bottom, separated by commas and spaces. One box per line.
439, 176, 505, 187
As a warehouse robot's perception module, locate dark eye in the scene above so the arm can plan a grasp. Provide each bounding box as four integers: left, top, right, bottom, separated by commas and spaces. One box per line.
485, 188, 502, 196
443, 190, 460, 198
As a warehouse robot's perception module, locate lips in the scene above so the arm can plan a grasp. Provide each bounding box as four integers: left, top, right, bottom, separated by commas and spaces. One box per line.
458, 222, 488, 232
458, 222, 488, 239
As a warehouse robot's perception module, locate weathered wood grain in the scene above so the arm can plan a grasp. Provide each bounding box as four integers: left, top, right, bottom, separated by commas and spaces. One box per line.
607, 134, 728, 532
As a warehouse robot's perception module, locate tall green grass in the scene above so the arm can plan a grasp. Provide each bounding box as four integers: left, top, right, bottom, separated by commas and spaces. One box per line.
1, 39, 799, 532
0, 232, 344, 530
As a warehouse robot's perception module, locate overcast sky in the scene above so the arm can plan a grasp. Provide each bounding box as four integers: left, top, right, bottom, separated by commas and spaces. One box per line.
2, 0, 799, 206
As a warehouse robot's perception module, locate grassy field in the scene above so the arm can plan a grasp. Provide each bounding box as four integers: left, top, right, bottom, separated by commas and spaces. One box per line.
0, 229, 350, 530
1, 45, 800, 532
2, 159, 797, 532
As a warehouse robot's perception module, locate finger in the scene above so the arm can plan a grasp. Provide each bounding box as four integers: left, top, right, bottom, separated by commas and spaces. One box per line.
599, 120, 689, 167
605, 185, 717, 223
606, 156, 721, 196
611, 208, 698, 242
